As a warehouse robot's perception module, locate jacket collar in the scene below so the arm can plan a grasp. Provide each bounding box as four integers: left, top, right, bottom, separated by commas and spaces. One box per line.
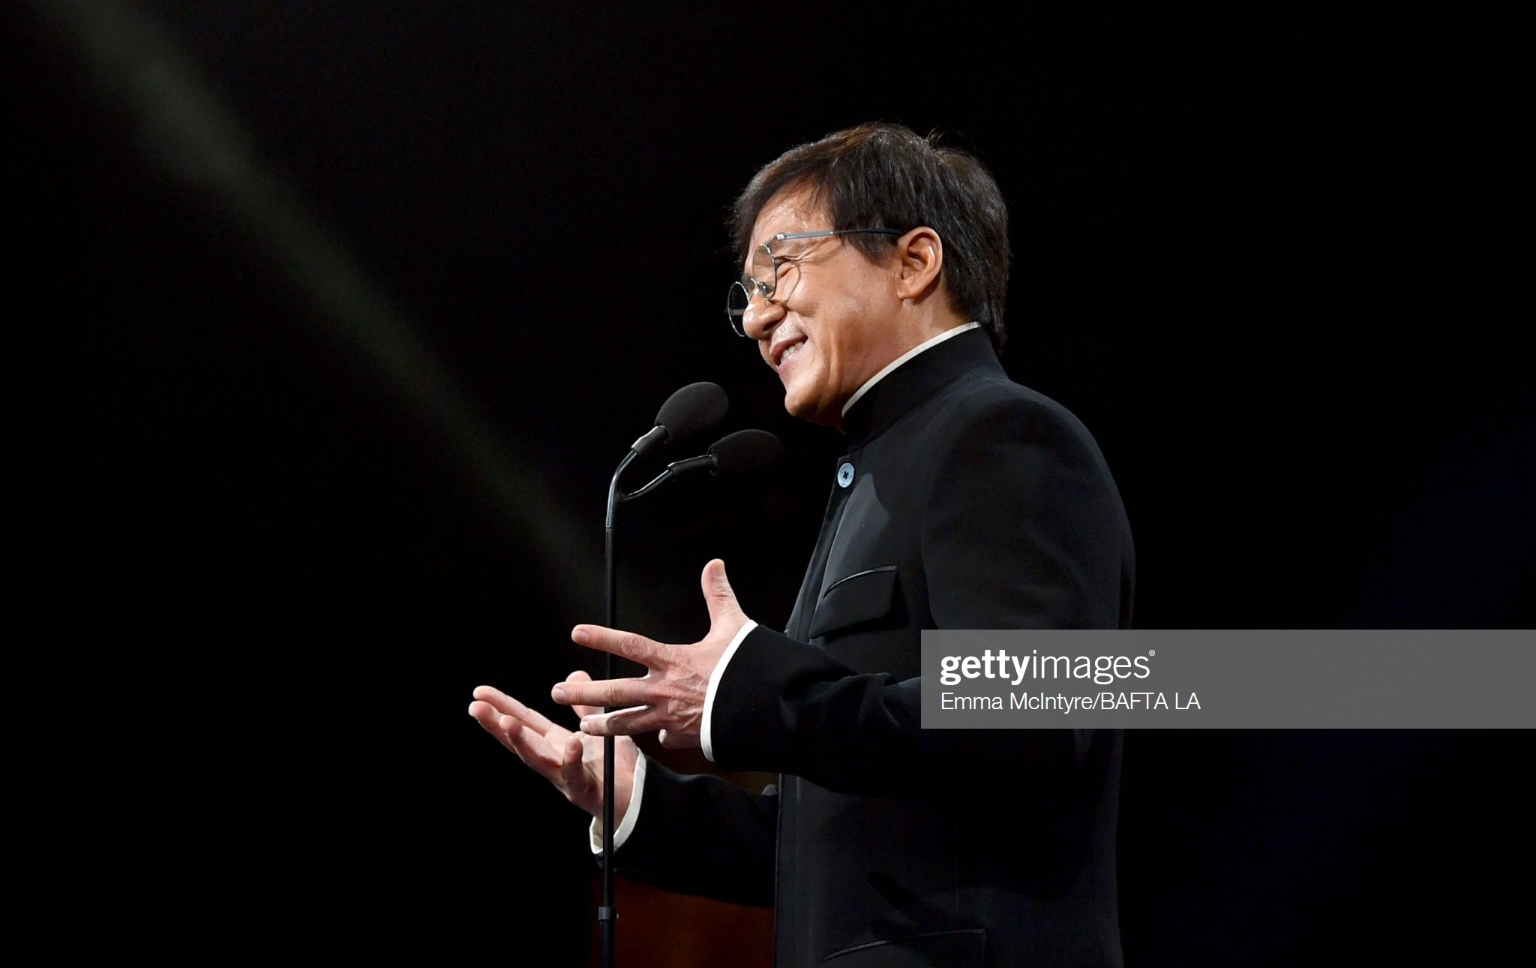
840, 326, 1003, 447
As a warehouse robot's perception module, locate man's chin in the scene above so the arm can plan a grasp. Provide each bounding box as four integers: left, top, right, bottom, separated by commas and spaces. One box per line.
783, 391, 842, 429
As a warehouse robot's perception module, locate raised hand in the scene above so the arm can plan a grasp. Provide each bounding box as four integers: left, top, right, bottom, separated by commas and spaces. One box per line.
468, 673, 638, 820
554, 559, 751, 749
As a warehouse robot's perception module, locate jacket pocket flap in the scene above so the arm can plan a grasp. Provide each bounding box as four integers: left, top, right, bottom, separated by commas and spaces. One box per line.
808, 566, 898, 639
822, 928, 985, 966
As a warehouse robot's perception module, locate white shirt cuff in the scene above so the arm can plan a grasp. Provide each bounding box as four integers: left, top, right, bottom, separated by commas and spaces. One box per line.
588, 749, 647, 854
701, 619, 758, 763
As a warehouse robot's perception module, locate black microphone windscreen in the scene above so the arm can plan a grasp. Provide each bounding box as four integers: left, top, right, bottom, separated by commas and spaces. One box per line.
655, 382, 728, 445
706, 429, 784, 477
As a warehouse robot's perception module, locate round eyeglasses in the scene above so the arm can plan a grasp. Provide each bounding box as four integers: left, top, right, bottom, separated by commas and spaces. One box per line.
725, 228, 903, 337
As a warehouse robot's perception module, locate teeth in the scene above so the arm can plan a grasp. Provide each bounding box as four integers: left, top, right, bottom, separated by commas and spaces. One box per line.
781, 343, 802, 364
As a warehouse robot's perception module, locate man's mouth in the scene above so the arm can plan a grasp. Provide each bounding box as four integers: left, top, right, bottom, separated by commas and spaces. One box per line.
775, 340, 805, 370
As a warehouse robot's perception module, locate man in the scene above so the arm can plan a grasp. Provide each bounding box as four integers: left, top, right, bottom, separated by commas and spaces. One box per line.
470, 123, 1134, 967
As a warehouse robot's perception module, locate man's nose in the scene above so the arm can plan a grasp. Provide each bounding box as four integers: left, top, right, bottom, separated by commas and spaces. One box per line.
742, 294, 784, 341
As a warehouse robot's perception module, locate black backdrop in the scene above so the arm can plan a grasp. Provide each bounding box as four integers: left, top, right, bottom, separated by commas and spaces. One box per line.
11, 1, 1531, 962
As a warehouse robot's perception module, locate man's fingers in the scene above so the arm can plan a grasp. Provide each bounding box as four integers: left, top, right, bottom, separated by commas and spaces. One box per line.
579, 706, 660, 737
469, 699, 543, 749
470, 689, 578, 759
557, 670, 602, 719
470, 685, 518, 717
497, 718, 551, 765
507, 720, 579, 786
471, 685, 557, 733
553, 676, 652, 710
468, 700, 507, 739
571, 625, 664, 665
557, 733, 589, 795
469, 703, 553, 767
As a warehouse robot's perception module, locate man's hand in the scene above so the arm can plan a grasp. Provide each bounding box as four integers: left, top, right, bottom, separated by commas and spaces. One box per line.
555, 559, 749, 749
468, 675, 637, 821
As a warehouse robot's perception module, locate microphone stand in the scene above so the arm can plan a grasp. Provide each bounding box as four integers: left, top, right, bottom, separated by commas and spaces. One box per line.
599, 449, 636, 968
594, 425, 779, 968
596, 452, 712, 968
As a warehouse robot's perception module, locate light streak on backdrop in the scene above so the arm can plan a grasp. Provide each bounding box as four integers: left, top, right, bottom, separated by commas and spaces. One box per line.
21, 0, 603, 621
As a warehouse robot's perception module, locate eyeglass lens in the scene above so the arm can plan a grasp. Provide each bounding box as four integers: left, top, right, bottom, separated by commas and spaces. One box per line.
724, 243, 779, 337
726, 282, 751, 336
750, 243, 777, 298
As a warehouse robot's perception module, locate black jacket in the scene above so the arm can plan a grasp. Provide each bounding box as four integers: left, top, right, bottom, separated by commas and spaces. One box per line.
618, 328, 1135, 967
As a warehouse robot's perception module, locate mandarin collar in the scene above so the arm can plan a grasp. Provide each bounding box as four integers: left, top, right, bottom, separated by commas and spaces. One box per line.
840, 327, 1003, 447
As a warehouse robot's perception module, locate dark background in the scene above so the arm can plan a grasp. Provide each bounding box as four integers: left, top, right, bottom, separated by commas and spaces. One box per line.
11, 1, 1531, 962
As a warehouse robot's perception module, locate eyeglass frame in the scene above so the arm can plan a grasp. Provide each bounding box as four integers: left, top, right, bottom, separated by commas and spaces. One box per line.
726, 228, 904, 337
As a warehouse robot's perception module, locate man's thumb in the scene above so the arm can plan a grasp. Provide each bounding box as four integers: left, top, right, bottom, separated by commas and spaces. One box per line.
702, 559, 741, 617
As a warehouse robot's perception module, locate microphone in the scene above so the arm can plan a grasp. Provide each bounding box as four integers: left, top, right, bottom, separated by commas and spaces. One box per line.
629, 382, 728, 459
709, 428, 785, 477
623, 430, 783, 499
669, 429, 784, 481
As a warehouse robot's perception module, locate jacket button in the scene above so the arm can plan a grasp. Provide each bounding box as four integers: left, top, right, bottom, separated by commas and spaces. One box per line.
837, 462, 855, 487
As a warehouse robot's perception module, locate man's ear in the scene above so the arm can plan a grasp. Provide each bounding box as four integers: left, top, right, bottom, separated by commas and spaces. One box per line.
893, 226, 944, 301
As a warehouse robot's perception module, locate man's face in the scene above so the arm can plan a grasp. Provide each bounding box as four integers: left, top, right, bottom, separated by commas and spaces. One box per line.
741, 188, 903, 427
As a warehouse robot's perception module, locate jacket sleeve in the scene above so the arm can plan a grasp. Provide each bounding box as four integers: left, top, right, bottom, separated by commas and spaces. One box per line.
707, 394, 1129, 795
611, 755, 777, 907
